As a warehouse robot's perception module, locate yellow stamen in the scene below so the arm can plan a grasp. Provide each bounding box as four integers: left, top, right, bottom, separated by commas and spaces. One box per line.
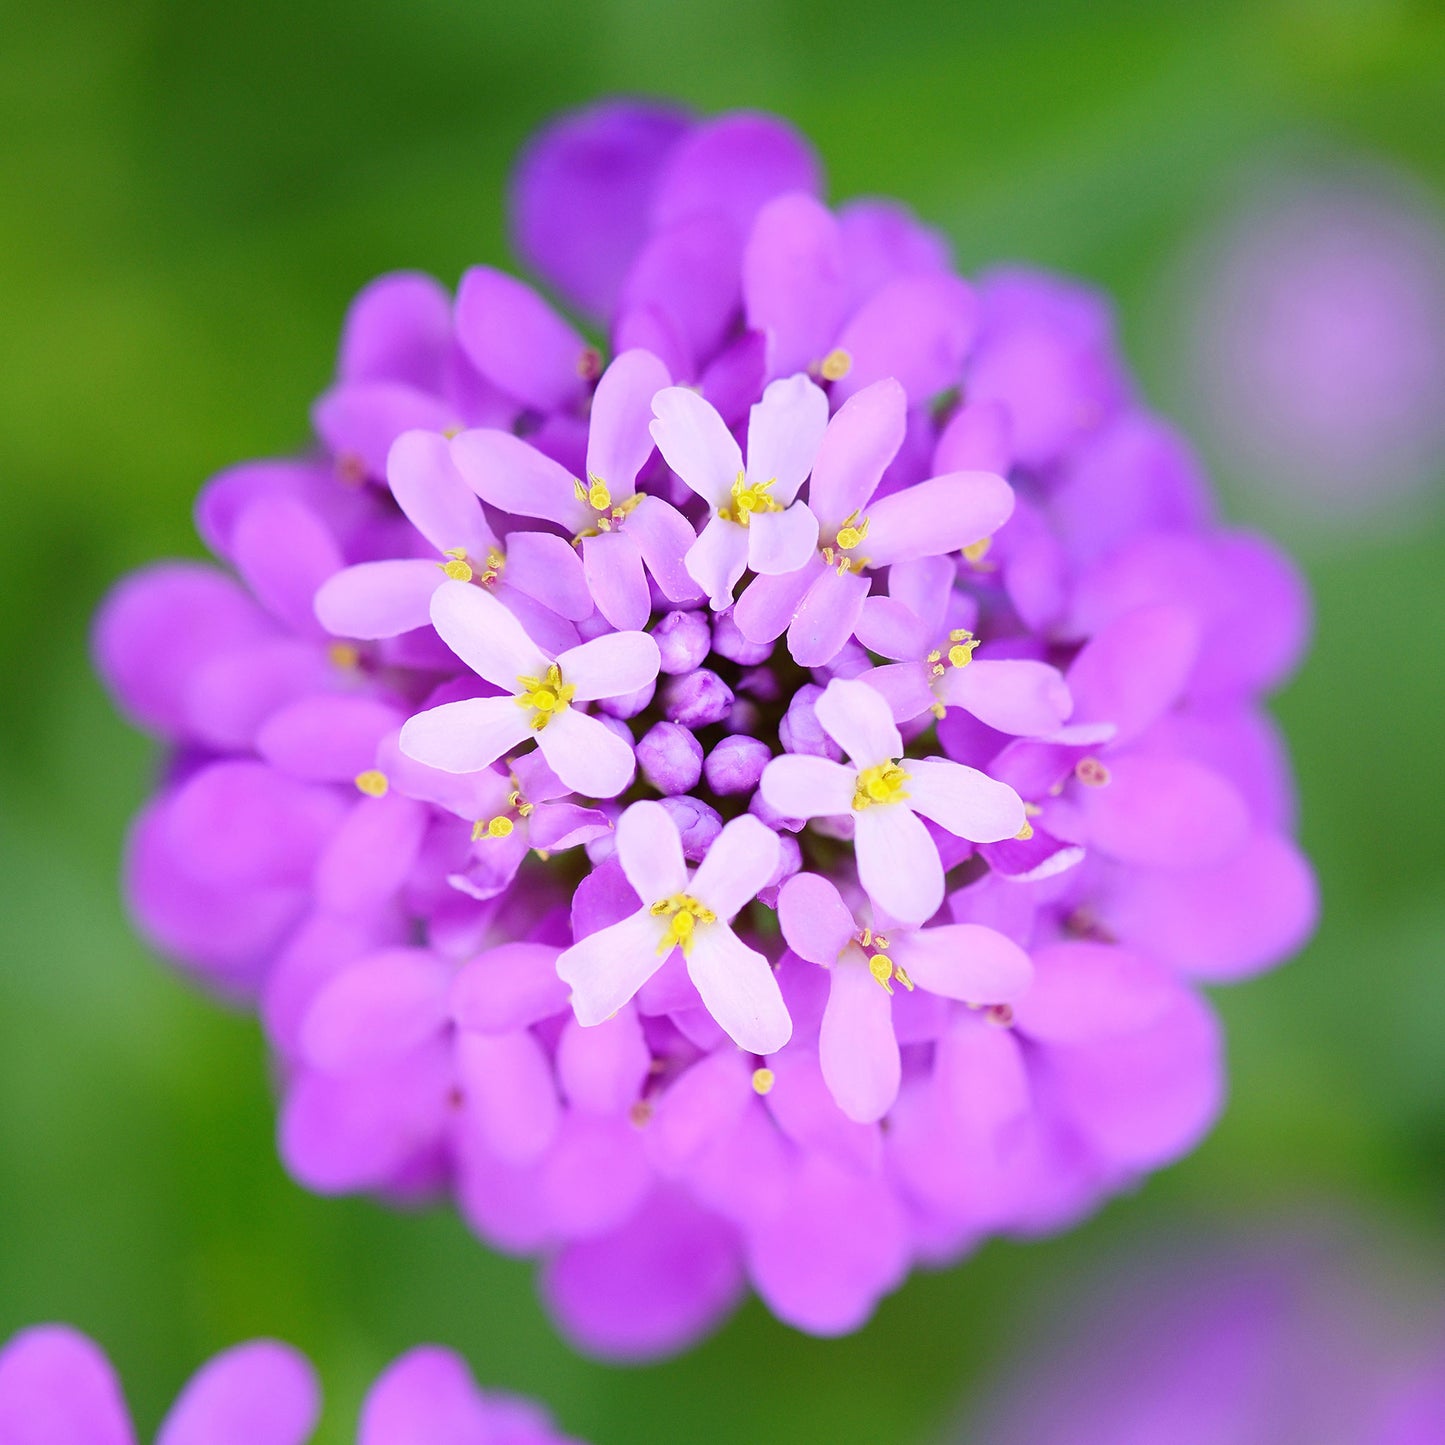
869, 952, 896, 994
946, 628, 979, 668
507, 788, 535, 819
514, 662, 576, 731
718, 470, 782, 526
441, 557, 473, 582
574, 473, 612, 511
962, 537, 995, 570
649, 893, 717, 958
893, 965, 915, 992
1014, 820, 1034, 841
471, 815, 515, 842
478, 548, 505, 585
820, 347, 852, 382
852, 761, 910, 810
1075, 757, 1111, 788
835, 510, 870, 552
751, 1067, 776, 1095
354, 769, 389, 798
327, 641, 361, 670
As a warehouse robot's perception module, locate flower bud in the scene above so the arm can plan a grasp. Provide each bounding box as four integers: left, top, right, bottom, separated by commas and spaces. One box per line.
637, 721, 704, 795
711, 607, 771, 665
663, 668, 734, 728
704, 735, 771, 796
595, 678, 656, 720
778, 683, 841, 759
652, 609, 711, 674
657, 794, 723, 861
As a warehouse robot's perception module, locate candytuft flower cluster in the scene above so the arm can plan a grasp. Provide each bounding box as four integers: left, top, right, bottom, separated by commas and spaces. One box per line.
95, 100, 1318, 1355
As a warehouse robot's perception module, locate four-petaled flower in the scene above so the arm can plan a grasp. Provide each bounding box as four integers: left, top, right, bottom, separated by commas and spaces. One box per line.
398, 580, 659, 797
557, 800, 791, 1054
760, 676, 1026, 925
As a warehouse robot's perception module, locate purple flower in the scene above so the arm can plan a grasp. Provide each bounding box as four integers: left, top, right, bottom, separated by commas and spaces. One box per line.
94, 98, 1318, 1355
0, 1328, 584, 1444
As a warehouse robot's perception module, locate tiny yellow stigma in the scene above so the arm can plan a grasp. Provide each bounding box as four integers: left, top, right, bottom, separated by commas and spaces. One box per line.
834, 510, 870, 552
328, 641, 361, 670
649, 893, 717, 958
354, 769, 389, 798
471, 815, 515, 842
575, 473, 613, 511
718, 471, 781, 526
515, 663, 576, 731
751, 1067, 776, 1095
1075, 756, 1111, 788
820, 347, 852, 382
852, 761, 910, 810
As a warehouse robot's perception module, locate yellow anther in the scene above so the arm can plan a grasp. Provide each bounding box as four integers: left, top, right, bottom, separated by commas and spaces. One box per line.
962, 537, 994, 568
442, 557, 474, 582
471, 815, 515, 842
478, 547, 506, 585
718, 471, 782, 526
1023, 801, 1042, 817
1075, 757, 1111, 788
515, 663, 576, 731
835, 511, 870, 551
649, 894, 717, 958
1014, 819, 1035, 841
586, 474, 612, 510
354, 769, 389, 798
327, 641, 361, 670
820, 347, 852, 382
442, 424, 463, 439
869, 953, 896, 993
507, 789, 535, 819
751, 1067, 776, 1096
852, 761, 910, 810
893, 965, 915, 993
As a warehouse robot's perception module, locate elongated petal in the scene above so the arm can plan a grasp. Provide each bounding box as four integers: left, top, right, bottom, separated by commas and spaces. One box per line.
907, 756, 1024, 843
257, 695, 402, 782
759, 755, 856, 819
450, 427, 589, 531
558, 907, 669, 1025
745, 372, 830, 502
156, 1342, 319, 1445
747, 502, 819, 576
734, 561, 821, 644
429, 578, 550, 685
777, 872, 856, 964
893, 924, 1032, 1003
586, 347, 671, 493
232, 495, 342, 636
313, 792, 428, 914
451, 941, 570, 1034
941, 658, 1072, 735
863, 471, 1015, 565
650, 386, 743, 506
456, 1028, 560, 1166
615, 798, 688, 900
0, 1327, 135, 1445
387, 428, 496, 560
313, 559, 438, 639
685, 924, 792, 1054
887, 554, 958, 635
501, 530, 593, 621
300, 948, 451, 1073
863, 661, 935, 724
808, 378, 906, 531
558, 628, 661, 702
338, 270, 450, 387
855, 596, 929, 661
691, 813, 780, 919
625, 495, 701, 602
686, 515, 750, 611
582, 529, 651, 631
454, 264, 588, 411
820, 952, 900, 1123
743, 193, 849, 378
558, 1004, 650, 1114
312, 381, 457, 480
815, 675, 903, 769
356, 1346, 495, 1445
854, 804, 943, 926
398, 696, 532, 774
786, 565, 870, 667
536, 707, 636, 797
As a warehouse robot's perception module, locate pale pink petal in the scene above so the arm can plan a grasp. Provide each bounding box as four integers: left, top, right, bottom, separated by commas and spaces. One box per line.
557, 628, 661, 702
887, 555, 957, 635
807, 377, 906, 531
863, 662, 934, 724
625, 495, 701, 602
854, 804, 943, 926
615, 799, 689, 901
558, 906, 670, 1025
734, 561, 821, 644
862, 470, 1015, 565
759, 755, 856, 819
786, 564, 870, 667
815, 675, 903, 768
535, 707, 637, 797
428, 578, 550, 685
940, 658, 1073, 735
586, 347, 671, 495
649, 385, 743, 507
502, 530, 594, 620
854, 596, 929, 660
450, 427, 590, 532
907, 756, 1026, 842
777, 871, 857, 965
892, 923, 1033, 1003
745, 372, 830, 502
820, 950, 901, 1123
398, 696, 532, 774
685, 515, 750, 610
387, 428, 496, 560
684, 924, 792, 1054
582, 530, 651, 631
690, 813, 780, 919
313, 559, 438, 639
747, 501, 819, 575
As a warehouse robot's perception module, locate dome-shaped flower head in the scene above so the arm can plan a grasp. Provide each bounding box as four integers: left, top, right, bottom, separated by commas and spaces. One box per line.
398, 580, 660, 796
558, 800, 790, 1053
761, 677, 1026, 924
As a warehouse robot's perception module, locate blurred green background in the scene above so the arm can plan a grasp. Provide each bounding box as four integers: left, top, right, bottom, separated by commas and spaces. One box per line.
2, 1, 1443, 1440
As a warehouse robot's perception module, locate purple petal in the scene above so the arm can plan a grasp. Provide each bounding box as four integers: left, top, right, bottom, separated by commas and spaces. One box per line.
0, 1326, 135, 1445
649, 385, 743, 508
356, 1346, 490, 1445
502, 531, 594, 621
337, 270, 452, 391
934, 399, 1013, 474
815, 676, 903, 768
399, 696, 533, 775
758, 754, 855, 820
156, 1342, 319, 1445
855, 595, 930, 661
746, 372, 830, 502
300, 948, 450, 1073
808, 377, 906, 531
836, 197, 952, 302
430, 579, 551, 685
233, 494, 343, 634
626, 495, 701, 603
863, 661, 935, 724
538, 1111, 652, 1237
893, 923, 1033, 1003
313, 791, 428, 914
557, 1004, 649, 1114
777, 872, 856, 965
819, 952, 901, 1123
582, 530, 650, 631
451, 942, 569, 1034
747, 503, 819, 576
454, 265, 589, 412
457, 1028, 560, 1166
614, 799, 688, 900
312, 381, 458, 480
586, 348, 671, 493
535, 707, 638, 798
313, 559, 438, 639
509, 99, 692, 320
387, 428, 496, 560
685, 516, 750, 612
557, 907, 667, 1027
1012, 941, 1180, 1043
450, 427, 589, 532
941, 658, 1072, 736
734, 561, 821, 645
691, 813, 781, 918
786, 565, 870, 668
257, 695, 402, 782
863, 471, 1015, 566
907, 757, 1025, 843
743, 193, 849, 377
184, 638, 335, 750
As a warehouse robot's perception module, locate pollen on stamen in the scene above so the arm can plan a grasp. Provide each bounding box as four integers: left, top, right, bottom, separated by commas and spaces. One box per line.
327, 641, 361, 670
820, 347, 852, 381
1075, 757, 1111, 788
751, 1067, 776, 1096
869, 953, 896, 994
1015, 819, 1035, 841
472, 815, 514, 841
354, 769, 389, 798
962, 537, 993, 568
